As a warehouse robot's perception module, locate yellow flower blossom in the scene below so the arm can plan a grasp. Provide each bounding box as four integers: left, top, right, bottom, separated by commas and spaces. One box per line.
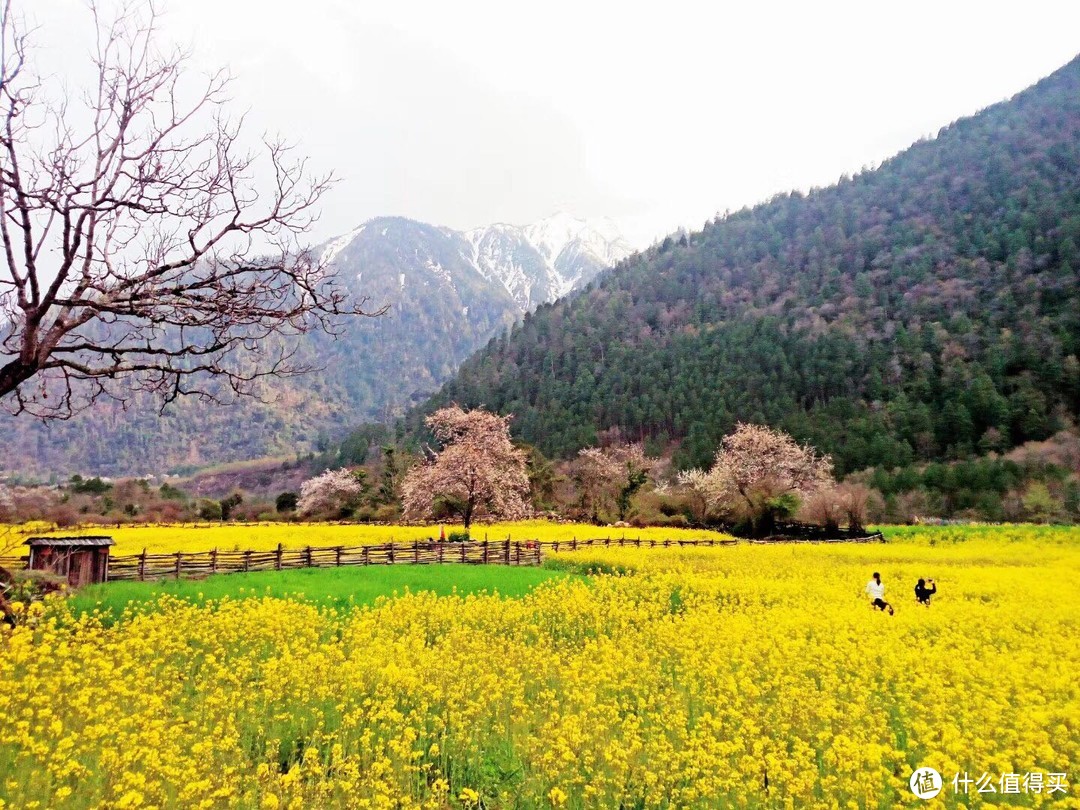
0, 525, 1075, 809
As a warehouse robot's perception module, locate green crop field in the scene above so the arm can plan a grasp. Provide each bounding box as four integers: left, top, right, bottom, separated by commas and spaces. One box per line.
68, 563, 572, 622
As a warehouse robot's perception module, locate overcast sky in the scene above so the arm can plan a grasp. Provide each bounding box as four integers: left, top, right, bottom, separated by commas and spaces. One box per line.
29, 0, 1080, 247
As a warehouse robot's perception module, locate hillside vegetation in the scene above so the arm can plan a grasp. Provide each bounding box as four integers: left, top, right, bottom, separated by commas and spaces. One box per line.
420, 57, 1080, 475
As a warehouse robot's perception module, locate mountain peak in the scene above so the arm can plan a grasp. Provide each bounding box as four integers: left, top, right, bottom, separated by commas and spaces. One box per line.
320, 212, 633, 314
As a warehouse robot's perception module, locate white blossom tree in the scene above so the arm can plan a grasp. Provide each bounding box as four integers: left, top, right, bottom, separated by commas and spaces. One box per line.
297, 468, 366, 517
675, 467, 713, 524
696, 423, 833, 535
402, 406, 530, 531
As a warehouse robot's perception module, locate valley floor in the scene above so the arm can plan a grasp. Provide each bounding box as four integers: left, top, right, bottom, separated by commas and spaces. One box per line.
1, 525, 1077, 808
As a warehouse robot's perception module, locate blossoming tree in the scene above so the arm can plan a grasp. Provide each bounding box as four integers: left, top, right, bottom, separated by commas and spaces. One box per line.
297, 469, 367, 517
402, 406, 530, 531
688, 423, 833, 535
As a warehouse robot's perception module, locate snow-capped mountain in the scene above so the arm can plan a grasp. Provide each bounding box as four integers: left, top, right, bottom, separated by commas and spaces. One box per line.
467, 213, 634, 310
321, 212, 634, 313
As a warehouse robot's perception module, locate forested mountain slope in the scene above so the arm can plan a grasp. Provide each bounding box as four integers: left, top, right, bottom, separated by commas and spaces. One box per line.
420, 57, 1080, 474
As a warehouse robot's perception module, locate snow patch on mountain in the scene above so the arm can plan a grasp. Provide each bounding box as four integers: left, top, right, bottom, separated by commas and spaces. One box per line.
320, 224, 366, 266
466, 213, 633, 311
318, 213, 633, 314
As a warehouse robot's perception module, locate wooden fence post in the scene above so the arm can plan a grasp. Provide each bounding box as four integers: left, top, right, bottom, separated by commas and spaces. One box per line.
460, 542, 466, 563
413, 541, 420, 564
514, 542, 521, 565
388, 543, 395, 565
276, 543, 283, 571
336, 546, 343, 567
244, 550, 251, 572
482, 541, 489, 564
305, 546, 313, 568
138, 549, 146, 582
175, 552, 182, 580
362, 546, 369, 566
504, 539, 511, 565
211, 548, 218, 574
437, 543, 444, 563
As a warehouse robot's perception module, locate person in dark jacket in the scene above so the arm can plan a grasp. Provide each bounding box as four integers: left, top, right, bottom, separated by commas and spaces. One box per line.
914, 578, 937, 606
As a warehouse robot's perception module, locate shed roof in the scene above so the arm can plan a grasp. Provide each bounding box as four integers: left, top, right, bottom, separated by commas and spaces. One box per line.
25, 536, 115, 547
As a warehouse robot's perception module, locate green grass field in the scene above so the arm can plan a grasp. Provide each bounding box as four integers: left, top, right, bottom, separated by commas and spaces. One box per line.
70, 564, 572, 621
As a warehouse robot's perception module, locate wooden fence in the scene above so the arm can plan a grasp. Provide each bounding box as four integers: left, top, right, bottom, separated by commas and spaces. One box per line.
0, 531, 885, 583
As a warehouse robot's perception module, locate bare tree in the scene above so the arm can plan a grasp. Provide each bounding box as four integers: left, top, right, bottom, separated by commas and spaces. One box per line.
800, 482, 875, 533
0, 1, 379, 418
700, 423, 833, 535
402, 406, 530, 531
574, 443, 657, 523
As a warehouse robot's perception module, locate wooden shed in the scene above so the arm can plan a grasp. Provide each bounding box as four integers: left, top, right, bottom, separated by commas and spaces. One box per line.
25, 536, 114, 587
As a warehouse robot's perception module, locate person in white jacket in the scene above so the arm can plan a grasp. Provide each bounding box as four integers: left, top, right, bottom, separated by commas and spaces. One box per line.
865, 571, 894, 615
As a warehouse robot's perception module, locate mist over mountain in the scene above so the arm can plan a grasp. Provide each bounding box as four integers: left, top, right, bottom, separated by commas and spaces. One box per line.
413, 57, 1080, 476
2, 214, 631, 477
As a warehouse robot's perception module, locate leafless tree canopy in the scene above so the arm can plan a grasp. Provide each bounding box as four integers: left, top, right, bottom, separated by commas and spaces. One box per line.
0, 0, 379, 418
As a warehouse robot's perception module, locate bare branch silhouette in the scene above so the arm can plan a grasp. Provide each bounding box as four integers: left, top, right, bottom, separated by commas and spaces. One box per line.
0, 0, 382, 418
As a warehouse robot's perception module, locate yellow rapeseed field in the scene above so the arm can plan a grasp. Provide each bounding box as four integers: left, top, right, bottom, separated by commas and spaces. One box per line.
6, 520, 732, 555
1, 525, 1078, 808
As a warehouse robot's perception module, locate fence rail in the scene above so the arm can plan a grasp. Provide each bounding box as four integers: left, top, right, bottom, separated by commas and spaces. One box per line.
106, 539, 548, 581
2, 530, 885, 583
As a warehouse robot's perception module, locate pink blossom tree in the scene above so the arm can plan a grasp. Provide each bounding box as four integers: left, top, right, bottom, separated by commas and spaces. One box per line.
402, 406, 530, 531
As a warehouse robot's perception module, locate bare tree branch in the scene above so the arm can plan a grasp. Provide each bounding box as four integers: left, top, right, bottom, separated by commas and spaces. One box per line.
0, 0, 382, 419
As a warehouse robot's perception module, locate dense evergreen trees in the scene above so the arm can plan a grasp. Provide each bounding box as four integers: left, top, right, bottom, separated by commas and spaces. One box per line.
414, 57, 1080, 477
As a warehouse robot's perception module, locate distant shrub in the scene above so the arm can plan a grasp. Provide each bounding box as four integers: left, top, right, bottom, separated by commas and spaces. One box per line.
68, 475, 112, 495
373, 504, 400, 522
655, 514, 689, 528
275, 492, 299, 513
219, 493, 243, 521
160, 483, 187, 501
198, 500, 222, 521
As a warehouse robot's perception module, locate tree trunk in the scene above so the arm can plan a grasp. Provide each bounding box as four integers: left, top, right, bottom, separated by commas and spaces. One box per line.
0, 566, 16, 626
0, 359, 37, 400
